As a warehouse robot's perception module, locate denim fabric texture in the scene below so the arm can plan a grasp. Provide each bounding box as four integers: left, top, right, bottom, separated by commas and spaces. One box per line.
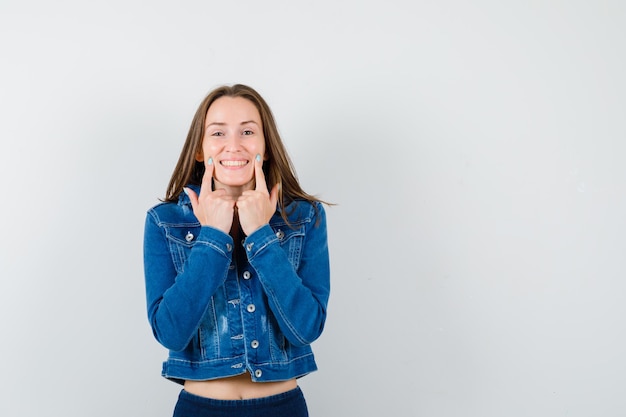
144, 185, 330, 384
172, 387, 309, 417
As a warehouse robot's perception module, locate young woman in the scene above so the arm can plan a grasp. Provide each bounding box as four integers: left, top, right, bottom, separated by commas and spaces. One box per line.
143, 84, 331, 417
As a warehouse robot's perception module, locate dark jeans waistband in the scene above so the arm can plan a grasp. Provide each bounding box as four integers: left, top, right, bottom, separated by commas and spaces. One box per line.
173, 386, 308, 417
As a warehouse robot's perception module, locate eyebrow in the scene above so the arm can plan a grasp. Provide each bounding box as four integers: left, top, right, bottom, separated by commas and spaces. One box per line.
205, 120, 260, 128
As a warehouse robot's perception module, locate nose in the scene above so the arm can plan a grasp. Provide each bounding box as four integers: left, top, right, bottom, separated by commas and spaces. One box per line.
224, 134, 243, 152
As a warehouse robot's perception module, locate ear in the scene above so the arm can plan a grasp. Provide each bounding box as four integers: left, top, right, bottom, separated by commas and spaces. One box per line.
195, 150, 204, 162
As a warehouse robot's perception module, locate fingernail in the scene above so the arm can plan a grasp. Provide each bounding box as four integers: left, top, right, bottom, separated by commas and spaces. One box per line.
208, 157, 213, 165
183, 187, 190, 195
256, 154, 261, 162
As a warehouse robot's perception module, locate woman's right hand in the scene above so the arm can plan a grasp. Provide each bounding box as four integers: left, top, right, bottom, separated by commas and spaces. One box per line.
185, 158, 235, 233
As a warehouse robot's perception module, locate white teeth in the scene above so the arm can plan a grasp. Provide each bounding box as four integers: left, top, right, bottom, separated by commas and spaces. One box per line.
221, 160, 248, 167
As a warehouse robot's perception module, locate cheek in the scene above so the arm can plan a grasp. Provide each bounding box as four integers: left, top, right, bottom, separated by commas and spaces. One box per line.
254, 138, 266, 155
203, 140, 221, 155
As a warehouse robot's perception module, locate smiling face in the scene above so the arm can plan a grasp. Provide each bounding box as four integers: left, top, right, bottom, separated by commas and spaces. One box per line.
197, 96, 266, 195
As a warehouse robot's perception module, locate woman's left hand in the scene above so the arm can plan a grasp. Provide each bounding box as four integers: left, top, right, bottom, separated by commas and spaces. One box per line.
236, 155, 279, 236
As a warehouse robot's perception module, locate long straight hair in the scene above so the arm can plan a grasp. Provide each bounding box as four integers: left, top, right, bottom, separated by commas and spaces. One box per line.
164, 84, 326, 223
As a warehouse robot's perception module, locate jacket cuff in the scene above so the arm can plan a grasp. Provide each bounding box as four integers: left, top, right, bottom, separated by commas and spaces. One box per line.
196, 225, 235, 258
243, 224, 278, 259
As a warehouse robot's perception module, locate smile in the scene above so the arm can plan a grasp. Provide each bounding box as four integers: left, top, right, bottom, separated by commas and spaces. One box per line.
221, 160, 248, 167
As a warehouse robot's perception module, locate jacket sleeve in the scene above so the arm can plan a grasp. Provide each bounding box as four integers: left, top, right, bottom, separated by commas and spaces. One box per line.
143, 210, 234, 351
244, 202, 331, 347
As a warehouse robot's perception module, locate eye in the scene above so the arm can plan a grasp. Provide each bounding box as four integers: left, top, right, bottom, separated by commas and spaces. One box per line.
211, 131, 225, 137
243, 129, 254, 136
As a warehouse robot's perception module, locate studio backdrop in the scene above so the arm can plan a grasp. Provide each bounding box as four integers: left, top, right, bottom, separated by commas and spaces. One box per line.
1, 1, 625, 416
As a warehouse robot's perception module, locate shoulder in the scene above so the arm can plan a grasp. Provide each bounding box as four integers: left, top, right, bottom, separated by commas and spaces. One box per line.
146, 198, 198, 226
273, 199, 326, 227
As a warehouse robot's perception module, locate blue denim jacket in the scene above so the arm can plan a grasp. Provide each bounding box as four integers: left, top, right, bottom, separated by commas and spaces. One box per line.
143, 185, 330, 384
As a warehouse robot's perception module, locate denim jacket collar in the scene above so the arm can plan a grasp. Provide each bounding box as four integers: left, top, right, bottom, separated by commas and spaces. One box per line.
177, 184, 199, 207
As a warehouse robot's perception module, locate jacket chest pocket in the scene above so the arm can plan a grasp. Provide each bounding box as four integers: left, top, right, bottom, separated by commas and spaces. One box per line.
165, 225, 201, 273
273, 225, 305, 271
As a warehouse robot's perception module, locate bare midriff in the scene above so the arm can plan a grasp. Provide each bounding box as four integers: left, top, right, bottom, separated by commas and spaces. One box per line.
183, 372, 297, 400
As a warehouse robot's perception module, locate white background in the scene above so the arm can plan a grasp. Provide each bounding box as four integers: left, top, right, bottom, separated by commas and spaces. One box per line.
2, 1, 626, 416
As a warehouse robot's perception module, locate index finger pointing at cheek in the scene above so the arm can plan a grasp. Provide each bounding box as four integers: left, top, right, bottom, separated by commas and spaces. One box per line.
254, 154, 268, 193
201, 156, 214, 196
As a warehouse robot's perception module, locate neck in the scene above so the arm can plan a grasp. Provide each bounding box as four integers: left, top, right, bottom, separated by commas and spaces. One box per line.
214, 179, 255, 198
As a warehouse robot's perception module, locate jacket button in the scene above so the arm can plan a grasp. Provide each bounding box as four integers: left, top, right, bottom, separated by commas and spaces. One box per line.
185, 232, 194, 242
247, 304, 256, 313
251, 340, 259, 349
276, 230, 285, 240
226, 243, 232, 252
246, 243, 254, 251
242, 271, 251, 280
255, 369, 262, 378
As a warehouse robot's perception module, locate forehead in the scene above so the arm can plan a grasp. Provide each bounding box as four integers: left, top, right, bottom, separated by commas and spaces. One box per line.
205, 96, 261, 123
